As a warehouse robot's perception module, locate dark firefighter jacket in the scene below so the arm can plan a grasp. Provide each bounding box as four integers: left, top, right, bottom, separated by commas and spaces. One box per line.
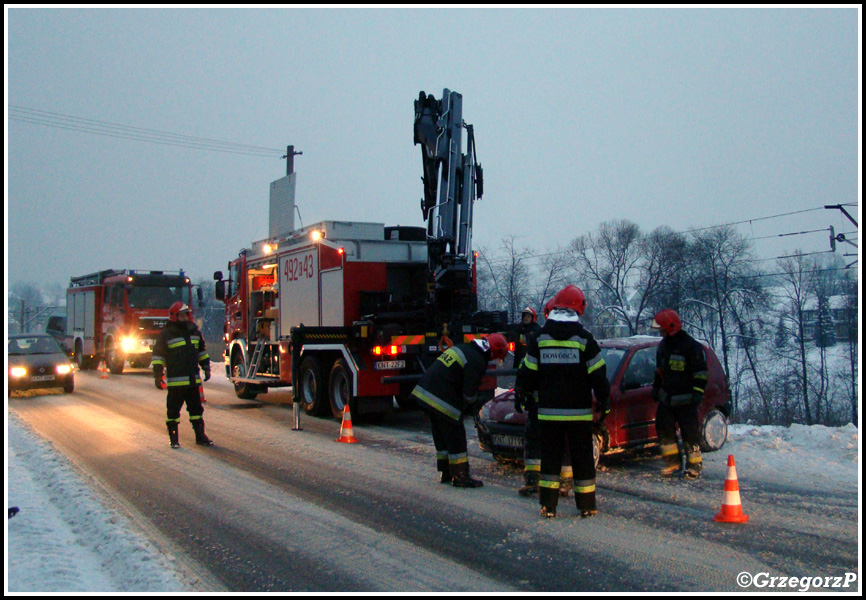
411, 342, 490, 422
152, 321, 210, 388
512, 321, 541, 367
515, 309, 610, 421
652, 330, 708, 406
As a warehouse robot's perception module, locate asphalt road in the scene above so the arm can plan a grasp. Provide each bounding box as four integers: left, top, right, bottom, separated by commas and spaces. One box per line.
8, 370, 859, 592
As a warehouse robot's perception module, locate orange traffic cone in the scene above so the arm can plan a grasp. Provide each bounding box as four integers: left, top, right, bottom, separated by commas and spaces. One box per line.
336, 404, 358, 443
714, 454, 749, 523
99, 360, 109, 379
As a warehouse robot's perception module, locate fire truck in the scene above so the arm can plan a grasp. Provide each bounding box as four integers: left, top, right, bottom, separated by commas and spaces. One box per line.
65, 269, 199, 374
215, 89, 506, 418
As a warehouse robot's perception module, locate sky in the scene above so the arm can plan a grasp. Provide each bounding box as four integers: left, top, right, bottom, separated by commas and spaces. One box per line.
5, 7, 861, 292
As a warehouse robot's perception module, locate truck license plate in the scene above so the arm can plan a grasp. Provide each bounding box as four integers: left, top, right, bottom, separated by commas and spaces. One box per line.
492, 434, 523, 448
374, 360, 405, 370
31, 375, 56, 382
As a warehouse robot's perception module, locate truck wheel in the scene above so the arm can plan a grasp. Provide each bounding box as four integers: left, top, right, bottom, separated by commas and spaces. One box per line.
700, 408, 728, 452
328, 359, 352, 420
106, 343, 125, 375
231, 351, 259, 400
299, 356, 328, 416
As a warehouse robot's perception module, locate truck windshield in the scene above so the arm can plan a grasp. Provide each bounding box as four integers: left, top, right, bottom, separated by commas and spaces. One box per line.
127, 285, 187, 309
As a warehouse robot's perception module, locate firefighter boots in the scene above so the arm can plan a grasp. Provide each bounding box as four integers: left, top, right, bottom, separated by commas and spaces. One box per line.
167, 421, 180, 449
450, 462, 483, 488
437, 458, 452, 484
518, 471, 540, 496
191, 418, 214, 446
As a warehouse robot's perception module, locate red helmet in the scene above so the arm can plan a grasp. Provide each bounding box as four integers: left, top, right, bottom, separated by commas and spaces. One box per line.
651, 309, 682, 336
169, 301, 192, 322
521, 307, 537, 322
550, 285, 587, 315
486, 333, 509, 361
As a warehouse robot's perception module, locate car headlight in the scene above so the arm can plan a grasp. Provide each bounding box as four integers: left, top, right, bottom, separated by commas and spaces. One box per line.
120, 337, 137, 352
56, 364, 73, 375
10, 367, 27, 378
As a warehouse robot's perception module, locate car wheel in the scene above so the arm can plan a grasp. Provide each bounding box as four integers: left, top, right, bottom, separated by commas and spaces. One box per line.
700, 408, 728, 452
64, 379, 75, 394
328, 359, 352, 420
592, 430, 607, 470
231, 350, 259, 400
299, 356, 328, 416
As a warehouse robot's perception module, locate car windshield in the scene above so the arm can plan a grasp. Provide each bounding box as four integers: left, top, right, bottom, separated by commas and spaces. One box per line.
598, 347, 627, 384
127, 285, 186, 309
9, 336, 63, 355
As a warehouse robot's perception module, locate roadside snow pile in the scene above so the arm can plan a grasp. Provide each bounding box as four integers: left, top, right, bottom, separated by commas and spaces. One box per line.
725, 423, 858, 494
6, 413, 193, 592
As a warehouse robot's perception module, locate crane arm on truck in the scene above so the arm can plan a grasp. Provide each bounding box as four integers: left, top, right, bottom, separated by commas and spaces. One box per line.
414, 89, 484, 323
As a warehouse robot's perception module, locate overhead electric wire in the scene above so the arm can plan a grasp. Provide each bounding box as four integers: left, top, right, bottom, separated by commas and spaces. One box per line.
9, 105, 285, 158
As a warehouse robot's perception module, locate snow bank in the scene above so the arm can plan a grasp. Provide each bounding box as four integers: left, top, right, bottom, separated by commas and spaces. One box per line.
6, 413, 193, 592
724, 423, 858, 494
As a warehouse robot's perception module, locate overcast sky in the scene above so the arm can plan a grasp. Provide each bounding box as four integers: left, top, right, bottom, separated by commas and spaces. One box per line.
5, 7, 860, 293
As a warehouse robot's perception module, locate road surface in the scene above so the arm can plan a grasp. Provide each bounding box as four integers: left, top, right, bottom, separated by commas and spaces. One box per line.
8, 369, 859, 592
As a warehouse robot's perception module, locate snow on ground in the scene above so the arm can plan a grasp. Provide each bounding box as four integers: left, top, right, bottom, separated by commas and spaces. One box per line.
5, 412, 196, 593
5, 406, 861, 593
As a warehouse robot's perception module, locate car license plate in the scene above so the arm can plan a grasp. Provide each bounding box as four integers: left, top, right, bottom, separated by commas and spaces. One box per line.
374, 360, 405, 371
492, 434, 523, 448
31, 375, 56, 382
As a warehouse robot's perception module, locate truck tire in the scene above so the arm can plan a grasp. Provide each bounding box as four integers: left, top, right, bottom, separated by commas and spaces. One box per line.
328, 359, 353, 420
106, 342, 125, 375
231, 350, 259, 400
299, 356, 328, 416
699, 408, 728, 452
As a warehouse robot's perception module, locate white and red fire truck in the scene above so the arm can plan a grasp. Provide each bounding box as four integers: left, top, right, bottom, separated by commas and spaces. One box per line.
215, 90, 506, 419
65, 269, 199, 374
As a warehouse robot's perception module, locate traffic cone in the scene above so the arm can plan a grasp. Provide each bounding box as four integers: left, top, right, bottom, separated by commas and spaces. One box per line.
199, 385, 207, 403
99, 360, 109, 379
714, 454, 749, 523
336, 404, 358, 443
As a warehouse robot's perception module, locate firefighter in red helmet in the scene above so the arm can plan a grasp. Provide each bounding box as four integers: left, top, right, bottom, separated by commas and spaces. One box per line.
512, 307, 541, 369
412, 333, 509, 488
650, 309, 708, 478
515, 285, 610, 518
152, 302, 213, 448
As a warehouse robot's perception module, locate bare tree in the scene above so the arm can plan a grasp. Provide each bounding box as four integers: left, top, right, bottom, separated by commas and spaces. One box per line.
570, 220, 645, 335
775, 251, 814, 425
475, 235, 534, 323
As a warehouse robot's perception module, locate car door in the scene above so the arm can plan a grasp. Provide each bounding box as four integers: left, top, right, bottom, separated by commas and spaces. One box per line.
617, 345, 658, 446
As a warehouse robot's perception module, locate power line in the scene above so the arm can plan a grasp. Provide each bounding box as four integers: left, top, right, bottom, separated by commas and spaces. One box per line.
9, 105, 285, 158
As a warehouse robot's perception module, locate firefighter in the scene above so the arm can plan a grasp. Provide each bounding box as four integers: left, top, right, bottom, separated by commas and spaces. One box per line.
412, 333, 509, 488
512, 307, 541, 368
152, 302, 213, 448
650, 309, 708, 479
515, 285, 610, 518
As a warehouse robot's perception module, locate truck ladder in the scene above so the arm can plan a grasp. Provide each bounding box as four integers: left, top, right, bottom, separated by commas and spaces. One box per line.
247, 339, 266, 378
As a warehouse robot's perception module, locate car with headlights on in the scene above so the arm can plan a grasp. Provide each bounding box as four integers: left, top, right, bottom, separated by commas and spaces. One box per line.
8, 333, 75, 395
474, 336, 731, 466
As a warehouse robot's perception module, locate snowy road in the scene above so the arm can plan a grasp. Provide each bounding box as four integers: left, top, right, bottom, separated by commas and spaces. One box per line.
7, 369, 860, 592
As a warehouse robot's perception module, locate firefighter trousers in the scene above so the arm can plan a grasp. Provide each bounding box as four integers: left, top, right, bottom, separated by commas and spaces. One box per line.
655, 402, 702, 472
539, 420, 595, 513
166, 386, 204, 423
419, 403, 469, 468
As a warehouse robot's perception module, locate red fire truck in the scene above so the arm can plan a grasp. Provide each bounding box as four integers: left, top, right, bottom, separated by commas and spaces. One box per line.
215, 89, 507, 418
65, 269, 199, 374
